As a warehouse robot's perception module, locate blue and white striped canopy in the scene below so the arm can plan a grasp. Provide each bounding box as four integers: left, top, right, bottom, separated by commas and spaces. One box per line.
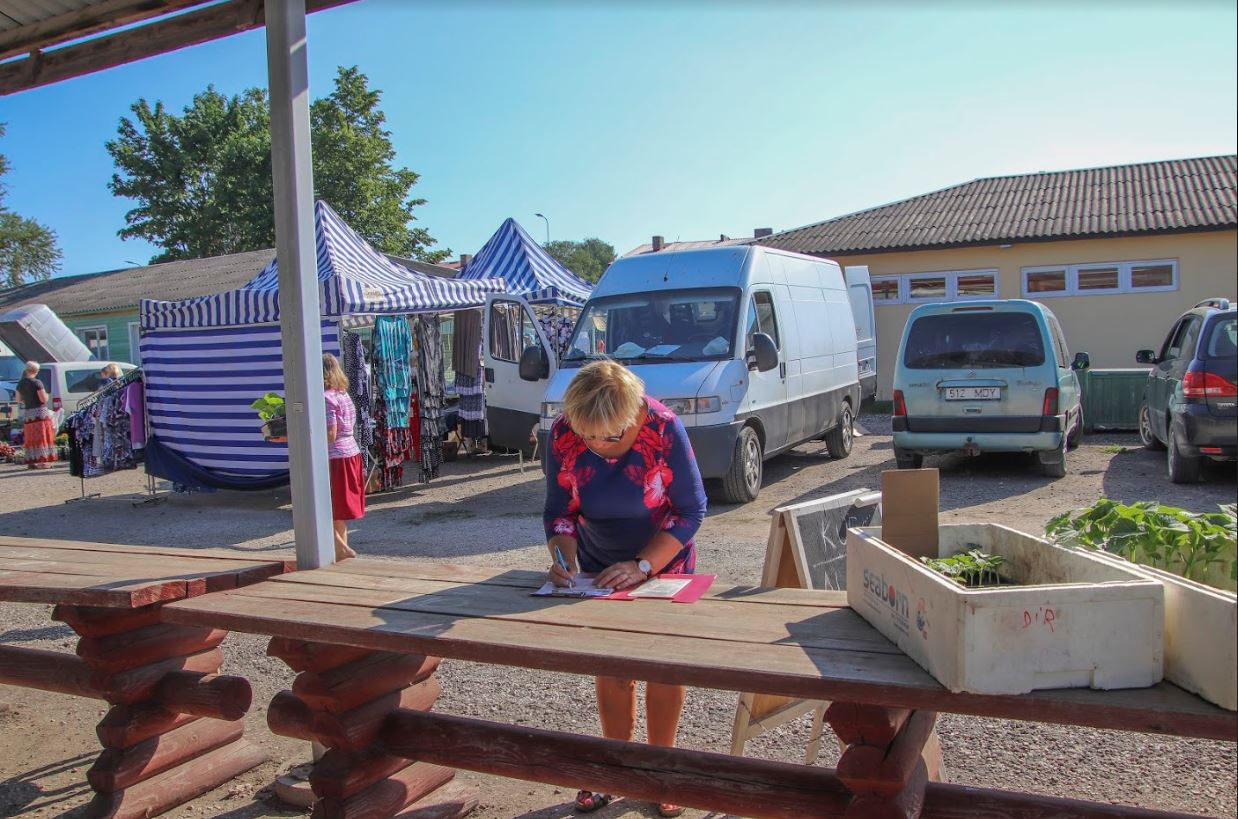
459, 218, 592, 306
141, 201, 505, 329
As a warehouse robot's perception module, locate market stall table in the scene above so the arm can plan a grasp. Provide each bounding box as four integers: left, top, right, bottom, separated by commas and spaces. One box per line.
163, 559, 1237, 819
0, 536, 291, 819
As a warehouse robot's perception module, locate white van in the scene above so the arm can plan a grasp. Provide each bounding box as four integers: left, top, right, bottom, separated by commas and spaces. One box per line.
533, 246, 871, 503
481, 294, 565, 453
36, 361, 136, 428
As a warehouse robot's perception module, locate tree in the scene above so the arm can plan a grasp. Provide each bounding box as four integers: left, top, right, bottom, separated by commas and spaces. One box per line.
0, 124, 62, 288
107, 67, 446, 264
544, 237, 616, 283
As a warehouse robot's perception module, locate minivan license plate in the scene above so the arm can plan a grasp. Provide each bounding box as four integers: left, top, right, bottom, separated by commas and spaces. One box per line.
944, 387, 1000, 401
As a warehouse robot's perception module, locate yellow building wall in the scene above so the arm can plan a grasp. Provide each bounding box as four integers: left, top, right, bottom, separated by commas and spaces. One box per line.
827, 230, 1237, 400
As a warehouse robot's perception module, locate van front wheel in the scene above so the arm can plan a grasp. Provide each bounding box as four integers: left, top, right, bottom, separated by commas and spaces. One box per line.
719, 426, 763, 504
824, 403, 854, 459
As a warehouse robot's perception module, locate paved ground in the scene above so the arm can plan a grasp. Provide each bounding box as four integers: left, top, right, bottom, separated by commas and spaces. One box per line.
0, 415, 1234, 818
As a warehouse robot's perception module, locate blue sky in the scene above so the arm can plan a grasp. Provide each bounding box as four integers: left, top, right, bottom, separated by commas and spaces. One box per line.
1, 0, 1235, 278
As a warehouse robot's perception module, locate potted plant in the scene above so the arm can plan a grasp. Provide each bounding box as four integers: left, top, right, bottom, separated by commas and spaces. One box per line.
251, 393, 288, 442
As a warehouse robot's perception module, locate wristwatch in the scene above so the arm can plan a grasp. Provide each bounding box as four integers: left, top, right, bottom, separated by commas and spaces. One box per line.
636, 559, 653, 579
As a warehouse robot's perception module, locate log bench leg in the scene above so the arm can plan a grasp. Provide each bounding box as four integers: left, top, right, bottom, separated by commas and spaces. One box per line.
265, 638, 471, 819
826, 702, 942, 819
50, 604, 266, 819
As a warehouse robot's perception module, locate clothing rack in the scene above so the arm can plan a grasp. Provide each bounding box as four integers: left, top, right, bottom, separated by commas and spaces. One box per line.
63, 367, 165, 506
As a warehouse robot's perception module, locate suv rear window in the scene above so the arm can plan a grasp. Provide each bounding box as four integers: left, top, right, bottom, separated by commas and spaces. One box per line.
1204, 316, 1237, 359
904, 312, 1046, 369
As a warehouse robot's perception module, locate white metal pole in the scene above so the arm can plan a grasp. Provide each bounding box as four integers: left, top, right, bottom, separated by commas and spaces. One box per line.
265, 0, 334, 571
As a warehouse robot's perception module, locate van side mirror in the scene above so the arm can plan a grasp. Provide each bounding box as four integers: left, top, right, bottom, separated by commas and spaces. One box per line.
1071, 352, 1090, 371
1135, 349, 1156, 365
518, 345, 550, 382
748, 333, 779, 372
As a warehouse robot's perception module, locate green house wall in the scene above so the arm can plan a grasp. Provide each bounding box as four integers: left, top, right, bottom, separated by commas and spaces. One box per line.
63, 310, 141, 364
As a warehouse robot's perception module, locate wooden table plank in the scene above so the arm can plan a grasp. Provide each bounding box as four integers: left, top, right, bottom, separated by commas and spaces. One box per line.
0, 538, 288, 608
0, 536, 294, 566
317, 560, 853, 609
264, 569, 896, 654
0, 569, 191, 607
164, 585, 1237, 741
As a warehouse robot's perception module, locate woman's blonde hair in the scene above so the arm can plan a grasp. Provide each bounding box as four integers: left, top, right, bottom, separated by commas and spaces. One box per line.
103, 363, 121, 378
563, 360, 644, 434
322, 353, 349, 392
23, 360, 38, 377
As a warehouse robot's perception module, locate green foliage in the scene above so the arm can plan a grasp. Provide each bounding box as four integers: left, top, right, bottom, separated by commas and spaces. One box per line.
0, 123, 62, 287
1046, 499, 1237, 592
921, 548, 1007, 587
107, 67, 446, 264
250, 392, 286, 421
544, 238, 616, 283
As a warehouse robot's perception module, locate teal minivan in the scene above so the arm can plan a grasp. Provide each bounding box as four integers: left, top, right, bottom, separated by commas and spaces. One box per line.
891, 299, 1087, 477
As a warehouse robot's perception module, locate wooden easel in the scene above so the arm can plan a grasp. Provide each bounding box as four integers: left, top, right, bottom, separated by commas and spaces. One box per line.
730, 489, 880, 763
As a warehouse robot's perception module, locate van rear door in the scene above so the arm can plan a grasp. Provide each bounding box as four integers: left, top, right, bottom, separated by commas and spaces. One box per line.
844, 266, 876, 399
482, 293, 555, 451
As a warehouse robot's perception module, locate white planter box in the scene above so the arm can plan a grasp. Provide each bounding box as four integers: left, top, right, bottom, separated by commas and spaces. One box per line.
1088, 552, 1236, 711
846, 524, 1164, 695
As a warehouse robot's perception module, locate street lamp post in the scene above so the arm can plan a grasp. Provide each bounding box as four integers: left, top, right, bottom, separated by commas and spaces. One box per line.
534, 213, 550, 245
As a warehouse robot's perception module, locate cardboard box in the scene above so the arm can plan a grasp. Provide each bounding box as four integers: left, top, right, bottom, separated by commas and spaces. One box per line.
880, 469, 939, 559
846, 523, 1164, 695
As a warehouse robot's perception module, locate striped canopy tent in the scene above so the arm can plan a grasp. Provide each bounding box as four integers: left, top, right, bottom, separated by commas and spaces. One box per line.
140, 200, 505, 329
458, 218, 592, 306
135, 201, 502, 491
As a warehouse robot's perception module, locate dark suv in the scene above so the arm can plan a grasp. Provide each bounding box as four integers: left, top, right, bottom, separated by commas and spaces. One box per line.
1136, 298, 1237, 483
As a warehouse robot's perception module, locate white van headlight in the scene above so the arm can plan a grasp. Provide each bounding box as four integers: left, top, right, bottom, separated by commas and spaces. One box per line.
541, 401, 563, 420
662, 396, 721, 415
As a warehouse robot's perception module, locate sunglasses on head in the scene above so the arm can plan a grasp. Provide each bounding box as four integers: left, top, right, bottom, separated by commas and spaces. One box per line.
576, 426, 629, 444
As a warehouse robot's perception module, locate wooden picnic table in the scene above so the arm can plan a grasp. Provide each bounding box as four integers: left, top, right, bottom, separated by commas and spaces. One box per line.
0, 536, 291, 819
163, 558, 1237, 819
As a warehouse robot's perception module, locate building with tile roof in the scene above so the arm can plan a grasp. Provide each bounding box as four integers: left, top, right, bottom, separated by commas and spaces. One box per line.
0, 248, 457, 364
758, 155, 1237, 399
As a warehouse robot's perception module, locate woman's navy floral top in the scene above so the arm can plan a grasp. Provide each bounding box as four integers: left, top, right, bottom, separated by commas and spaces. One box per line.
543, 397, 708, 574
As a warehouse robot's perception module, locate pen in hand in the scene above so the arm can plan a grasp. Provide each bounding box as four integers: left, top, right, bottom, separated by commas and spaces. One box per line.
553, 545, 575, 588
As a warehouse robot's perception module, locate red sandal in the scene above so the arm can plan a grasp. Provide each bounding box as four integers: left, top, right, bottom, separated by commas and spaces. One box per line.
658, 804, 684, 818
574, 791, 612, 813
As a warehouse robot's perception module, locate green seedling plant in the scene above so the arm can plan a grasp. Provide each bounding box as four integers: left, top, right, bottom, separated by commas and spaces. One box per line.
1046, 499, 1237, 592
921, 547, 1008, 588
250, 393, 286, 421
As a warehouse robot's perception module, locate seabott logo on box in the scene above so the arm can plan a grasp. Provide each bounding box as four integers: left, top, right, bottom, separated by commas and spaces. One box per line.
862, 567, 911, 634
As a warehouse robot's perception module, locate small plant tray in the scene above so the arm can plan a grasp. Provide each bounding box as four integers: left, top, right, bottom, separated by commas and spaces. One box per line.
846, 523, 1164, 695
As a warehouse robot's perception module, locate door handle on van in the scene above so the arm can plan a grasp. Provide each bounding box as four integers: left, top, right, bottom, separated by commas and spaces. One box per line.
779, 362, 786, 379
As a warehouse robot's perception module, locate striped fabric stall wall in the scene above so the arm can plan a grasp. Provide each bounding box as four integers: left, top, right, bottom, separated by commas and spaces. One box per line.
141, 322, 339, 477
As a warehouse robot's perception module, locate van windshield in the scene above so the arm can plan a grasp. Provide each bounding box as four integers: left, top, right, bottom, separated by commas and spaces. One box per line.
904, 312, 1046, 369
562, 288, 741, 365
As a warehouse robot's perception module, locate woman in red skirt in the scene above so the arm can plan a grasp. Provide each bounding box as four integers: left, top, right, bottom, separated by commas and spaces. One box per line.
323, 353, 365, 561
17, 361, 58, 469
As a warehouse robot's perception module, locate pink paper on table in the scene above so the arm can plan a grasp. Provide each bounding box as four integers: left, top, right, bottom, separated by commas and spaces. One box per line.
608, 573, 716, 603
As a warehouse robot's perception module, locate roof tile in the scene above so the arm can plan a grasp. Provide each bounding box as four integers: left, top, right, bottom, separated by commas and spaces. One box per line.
760, 155, 1237, 255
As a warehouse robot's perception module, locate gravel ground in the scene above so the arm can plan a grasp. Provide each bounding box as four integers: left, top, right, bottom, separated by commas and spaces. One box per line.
1, 414, 1235, 818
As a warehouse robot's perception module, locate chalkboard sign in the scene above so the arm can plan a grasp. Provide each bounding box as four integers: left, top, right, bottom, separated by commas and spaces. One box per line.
786, 491, 881, 591
734, 488, 882, 763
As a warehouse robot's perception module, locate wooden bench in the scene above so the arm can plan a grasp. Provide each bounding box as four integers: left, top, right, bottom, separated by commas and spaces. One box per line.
163, 558, 1238, 819
0, 536, 290, 819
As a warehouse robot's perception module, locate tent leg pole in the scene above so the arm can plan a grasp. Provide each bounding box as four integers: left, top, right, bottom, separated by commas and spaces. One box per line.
266, 0, 333, 572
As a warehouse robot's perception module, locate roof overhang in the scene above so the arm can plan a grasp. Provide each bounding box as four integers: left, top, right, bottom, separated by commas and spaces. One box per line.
0, 0, 355, 96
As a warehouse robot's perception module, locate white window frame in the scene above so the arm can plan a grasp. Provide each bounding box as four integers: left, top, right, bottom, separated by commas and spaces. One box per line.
872, 269, 999, 306
77, 325, 110, 359
1021, 258, 1178, 298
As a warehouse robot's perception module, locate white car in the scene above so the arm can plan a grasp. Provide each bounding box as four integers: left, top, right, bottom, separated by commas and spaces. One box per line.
34, 361, 137, 427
